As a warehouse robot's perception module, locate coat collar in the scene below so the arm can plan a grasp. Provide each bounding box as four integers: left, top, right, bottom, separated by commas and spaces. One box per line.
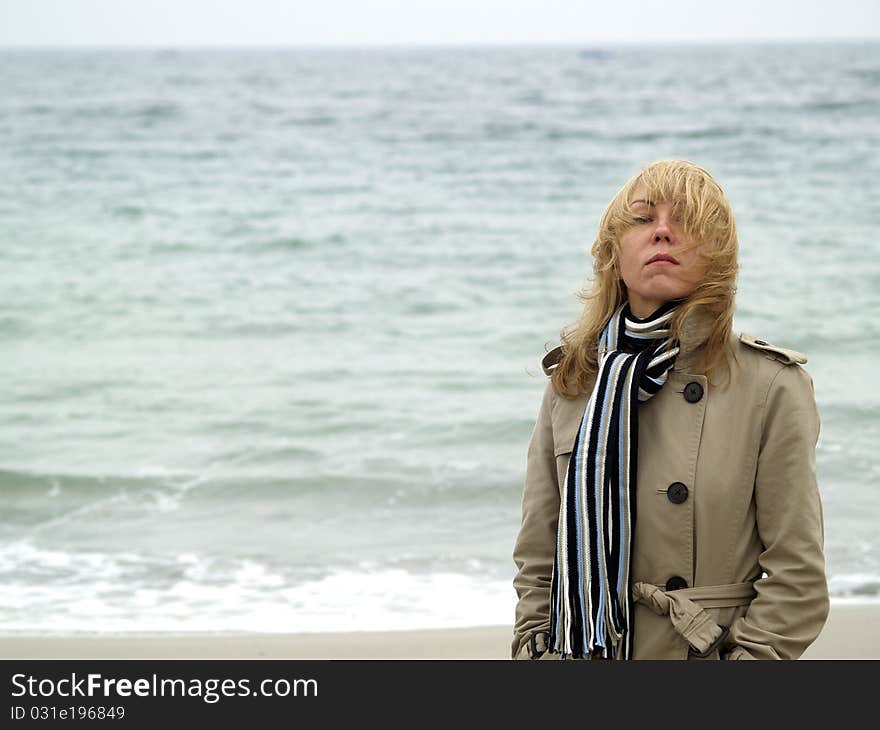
540, 304, 721, 379
671, 305, 716, 374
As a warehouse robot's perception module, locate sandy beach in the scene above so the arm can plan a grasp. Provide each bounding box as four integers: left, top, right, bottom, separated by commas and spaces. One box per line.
1, 604, 877, 660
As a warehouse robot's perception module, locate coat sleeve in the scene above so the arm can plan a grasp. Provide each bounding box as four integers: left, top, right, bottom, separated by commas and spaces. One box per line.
511, 380, 560, 659
725, 363, 830, 660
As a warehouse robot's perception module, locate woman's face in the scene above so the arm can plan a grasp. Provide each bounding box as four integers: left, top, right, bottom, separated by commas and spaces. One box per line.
617, 189, 708, 318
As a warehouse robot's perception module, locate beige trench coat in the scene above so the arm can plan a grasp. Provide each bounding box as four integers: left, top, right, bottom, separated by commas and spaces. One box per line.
511, 307, 829, 660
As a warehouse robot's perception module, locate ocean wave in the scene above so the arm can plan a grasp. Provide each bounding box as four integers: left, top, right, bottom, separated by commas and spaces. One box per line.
0, 553, 514, 633
828, 573, 880, 599
0, 552, 875, 634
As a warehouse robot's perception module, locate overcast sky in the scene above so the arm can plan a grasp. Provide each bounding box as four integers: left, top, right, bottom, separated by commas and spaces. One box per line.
1, 0, 877, 47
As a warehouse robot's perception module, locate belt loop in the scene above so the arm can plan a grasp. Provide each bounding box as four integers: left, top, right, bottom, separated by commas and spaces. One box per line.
528, 630, 550, 659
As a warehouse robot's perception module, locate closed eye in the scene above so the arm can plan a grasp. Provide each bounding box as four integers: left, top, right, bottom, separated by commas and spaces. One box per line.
633, 215, 682, 225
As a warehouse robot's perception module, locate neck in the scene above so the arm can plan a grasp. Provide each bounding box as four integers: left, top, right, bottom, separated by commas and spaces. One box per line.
627, 295, 670, 320
626, 298, 680, 323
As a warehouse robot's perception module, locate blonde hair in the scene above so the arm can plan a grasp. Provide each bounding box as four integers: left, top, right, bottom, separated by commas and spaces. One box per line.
551, 159, 739, 398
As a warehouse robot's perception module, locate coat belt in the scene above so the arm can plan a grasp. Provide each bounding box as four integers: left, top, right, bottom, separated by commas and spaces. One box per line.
631, 580, 757, 655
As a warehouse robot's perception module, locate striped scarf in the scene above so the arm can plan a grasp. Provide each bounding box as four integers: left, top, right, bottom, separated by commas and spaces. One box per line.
548, 298, 682, 660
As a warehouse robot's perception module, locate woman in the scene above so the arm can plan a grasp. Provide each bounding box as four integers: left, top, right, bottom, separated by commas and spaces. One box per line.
511, 159, 829, 660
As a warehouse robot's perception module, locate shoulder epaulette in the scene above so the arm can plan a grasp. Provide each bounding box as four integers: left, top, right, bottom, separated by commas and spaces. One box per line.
739, 332, 807, 365
541, 346, 564, 376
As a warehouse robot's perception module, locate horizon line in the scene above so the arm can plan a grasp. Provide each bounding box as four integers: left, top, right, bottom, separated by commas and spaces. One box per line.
1, 36, 878, 51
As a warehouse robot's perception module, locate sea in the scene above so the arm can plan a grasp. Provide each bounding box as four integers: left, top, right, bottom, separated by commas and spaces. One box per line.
1, 41, 878, 634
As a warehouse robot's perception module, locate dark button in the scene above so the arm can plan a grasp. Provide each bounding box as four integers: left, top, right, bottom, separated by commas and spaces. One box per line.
683, 381, 703, 403
666, 482, 689, 504
665, 575, 688, 592
755, 339, 768, 345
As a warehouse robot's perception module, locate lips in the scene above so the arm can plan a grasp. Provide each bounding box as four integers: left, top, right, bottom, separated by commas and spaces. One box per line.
646, 253, 679, 265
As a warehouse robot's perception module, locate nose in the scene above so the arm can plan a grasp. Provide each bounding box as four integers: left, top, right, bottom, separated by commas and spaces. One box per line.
652, 211, 675, 243
653, 227, 671, 243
